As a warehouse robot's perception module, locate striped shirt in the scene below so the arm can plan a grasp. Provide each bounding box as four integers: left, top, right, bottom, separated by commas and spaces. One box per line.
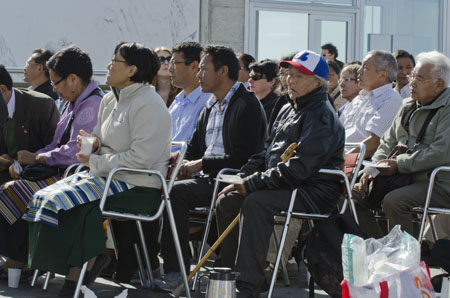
339, 83, 402, 143
204, 82, 241, 157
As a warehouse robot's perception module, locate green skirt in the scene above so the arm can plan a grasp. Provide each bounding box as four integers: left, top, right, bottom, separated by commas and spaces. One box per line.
28, 187, 161, 275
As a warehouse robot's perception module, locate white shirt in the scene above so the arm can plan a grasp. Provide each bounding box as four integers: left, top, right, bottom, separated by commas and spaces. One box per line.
339, 83, 402, 143
394, 83, 411, 99
7, 89, 16, 118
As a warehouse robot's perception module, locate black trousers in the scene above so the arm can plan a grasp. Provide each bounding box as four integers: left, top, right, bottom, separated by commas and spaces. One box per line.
432, 239, 450, 273
160, 177, 219, 274
0, 217, 28, 262
216, 182, 340, 290
112, 220, 161, 282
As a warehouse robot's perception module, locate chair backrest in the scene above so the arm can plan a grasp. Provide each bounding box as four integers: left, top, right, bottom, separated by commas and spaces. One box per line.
344, 143, 366, 190
167, 141, 187, 193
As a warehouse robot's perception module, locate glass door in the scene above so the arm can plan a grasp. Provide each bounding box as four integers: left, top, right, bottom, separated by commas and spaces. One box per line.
309, 14, 354, 64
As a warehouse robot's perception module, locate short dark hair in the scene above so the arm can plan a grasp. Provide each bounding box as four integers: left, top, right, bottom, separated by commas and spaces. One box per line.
115, 42, 160, 84
321, 43, 339, 58
237, 53, 255, 70
249, 59, 279, 81
172, 42, 203, 64
327, 60, 341, 75
47, 46, 93, 84
31, 48, 54, 78
204, 45, 240, 81
0, 65, 13, 90
394, 49, 415, 66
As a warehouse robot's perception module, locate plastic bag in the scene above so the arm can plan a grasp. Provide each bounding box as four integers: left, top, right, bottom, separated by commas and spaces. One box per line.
341, 261, 435, 298
342, 225, 420, 286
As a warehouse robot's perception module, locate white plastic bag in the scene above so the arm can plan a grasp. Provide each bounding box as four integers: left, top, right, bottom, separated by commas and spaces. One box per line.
342, 225, 420, 286
341, 261, 435, 298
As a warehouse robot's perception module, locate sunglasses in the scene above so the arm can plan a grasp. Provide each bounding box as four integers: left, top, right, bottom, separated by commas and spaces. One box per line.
249, 73, 264, 81
322, 53, 332, 57
159, 56, 172, 64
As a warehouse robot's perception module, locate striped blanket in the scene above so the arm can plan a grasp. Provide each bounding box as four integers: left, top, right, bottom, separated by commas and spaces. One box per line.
0, 176, 59, 225
22, 171, 135, 227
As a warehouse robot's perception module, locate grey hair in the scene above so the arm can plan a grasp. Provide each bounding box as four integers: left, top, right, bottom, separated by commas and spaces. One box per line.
416, 51, 450, 86
367, 50, 398, 83
315, 75, 329, 88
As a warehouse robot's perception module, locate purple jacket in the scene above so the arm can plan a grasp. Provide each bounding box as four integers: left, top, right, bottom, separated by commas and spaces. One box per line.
36, 81, 102, 168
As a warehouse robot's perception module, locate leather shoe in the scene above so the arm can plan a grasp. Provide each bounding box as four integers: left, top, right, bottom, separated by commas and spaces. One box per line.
58, 279, 77, 297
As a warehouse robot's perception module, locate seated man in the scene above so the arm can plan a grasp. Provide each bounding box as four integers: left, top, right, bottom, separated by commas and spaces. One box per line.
168, 42, 211, 145
340, 51, 403, 158
216, 50, 345, 297
23, 48, 58, 100
353, 51, 450, 239
393, 49, 415, 99
0, 65, 59, 184
156, 45, 267, 290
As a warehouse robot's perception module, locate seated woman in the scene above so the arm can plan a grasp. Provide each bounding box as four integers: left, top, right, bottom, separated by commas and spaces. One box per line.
0, 46, 102, 277
153, 46, 181, 107
23, 41, 171, 296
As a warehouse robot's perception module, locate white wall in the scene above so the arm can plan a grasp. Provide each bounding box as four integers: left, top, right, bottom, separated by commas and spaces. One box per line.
0, 0, 199, 75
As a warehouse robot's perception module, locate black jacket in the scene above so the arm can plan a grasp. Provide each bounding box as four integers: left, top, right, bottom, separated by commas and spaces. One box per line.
186, 84, 267, 175
34, 80, 58, 100
260, 91, 279, 123
241, 85, 345, 194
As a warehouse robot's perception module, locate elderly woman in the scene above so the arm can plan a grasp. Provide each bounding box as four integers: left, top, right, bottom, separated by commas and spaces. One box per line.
23, 42, 171, 296
152, 47, 181, 107
0, 46, 102, 278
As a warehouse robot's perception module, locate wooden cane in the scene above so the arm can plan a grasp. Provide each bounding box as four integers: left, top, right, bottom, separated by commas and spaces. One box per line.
172, 142, 298, 297
172, 214, 240, 297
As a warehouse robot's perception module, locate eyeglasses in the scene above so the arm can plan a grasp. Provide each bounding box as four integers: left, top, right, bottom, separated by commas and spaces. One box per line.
111, 58, 128, 65
159, 56, 172, 64
322, 53, 332, 57
169, 60, 188, 67
407, 74, 434, 84
240, 66, 249, 70
249, 73, 264, 81
51, 77, 66, 88
338, 77, 357, 83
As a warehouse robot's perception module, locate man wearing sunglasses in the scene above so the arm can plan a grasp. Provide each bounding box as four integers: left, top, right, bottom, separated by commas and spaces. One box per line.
321, 43, 344, 69
168, 42, 211, 146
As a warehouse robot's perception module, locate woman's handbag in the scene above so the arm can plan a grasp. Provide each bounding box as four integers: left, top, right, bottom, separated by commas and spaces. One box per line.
20, 164, 60, 181
365, 107, 439, 208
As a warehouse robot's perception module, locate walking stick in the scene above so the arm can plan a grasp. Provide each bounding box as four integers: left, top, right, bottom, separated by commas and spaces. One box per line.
172, 143, 298, 297
172, 214, 240, 297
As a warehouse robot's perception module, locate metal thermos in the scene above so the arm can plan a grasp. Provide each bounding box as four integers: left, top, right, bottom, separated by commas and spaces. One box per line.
206, 267, 239, 298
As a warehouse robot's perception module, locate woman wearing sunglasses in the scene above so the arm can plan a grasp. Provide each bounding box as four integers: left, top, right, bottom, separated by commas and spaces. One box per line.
248, 59, 281, 122
153, 47, 181, 107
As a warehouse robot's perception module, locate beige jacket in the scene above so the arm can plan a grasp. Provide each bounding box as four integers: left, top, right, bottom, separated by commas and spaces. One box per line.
373, 88, 450, 194
89, 83, 171, 189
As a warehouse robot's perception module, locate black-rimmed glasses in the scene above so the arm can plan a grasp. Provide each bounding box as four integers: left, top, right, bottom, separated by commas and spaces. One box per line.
51, 77, 66, 88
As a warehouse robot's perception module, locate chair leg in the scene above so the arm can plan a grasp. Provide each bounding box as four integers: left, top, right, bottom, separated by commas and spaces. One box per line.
165, 199, 192, 298
107, 219, 119, 260
30, 269, 39, 287
134, 243, 148, 288
136, 220, 154, 288
43, 271, 51, 290
73, 261, 88, 298
429, 214, 439, 242
272, 227, 290, 287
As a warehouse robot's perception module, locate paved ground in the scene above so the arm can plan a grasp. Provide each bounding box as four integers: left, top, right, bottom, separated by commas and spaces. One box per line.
0, 262, 330, 298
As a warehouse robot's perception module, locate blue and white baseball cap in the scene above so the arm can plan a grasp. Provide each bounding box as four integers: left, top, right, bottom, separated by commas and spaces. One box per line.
280, 50, 329, 81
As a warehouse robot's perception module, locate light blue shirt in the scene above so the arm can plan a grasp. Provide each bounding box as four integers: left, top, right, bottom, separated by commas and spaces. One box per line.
168, 85, 211, 146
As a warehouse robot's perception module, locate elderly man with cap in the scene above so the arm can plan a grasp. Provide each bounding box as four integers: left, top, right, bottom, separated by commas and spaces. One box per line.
216, 50, 345, 297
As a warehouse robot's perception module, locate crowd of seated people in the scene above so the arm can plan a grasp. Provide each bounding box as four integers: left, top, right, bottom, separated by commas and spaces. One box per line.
0, 39, 449, 298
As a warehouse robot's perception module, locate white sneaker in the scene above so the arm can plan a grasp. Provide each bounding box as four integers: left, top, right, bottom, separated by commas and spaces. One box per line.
154, 272, 183, 292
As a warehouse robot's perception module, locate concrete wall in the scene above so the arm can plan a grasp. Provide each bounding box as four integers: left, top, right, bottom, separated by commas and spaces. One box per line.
200, 0, 245, 53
